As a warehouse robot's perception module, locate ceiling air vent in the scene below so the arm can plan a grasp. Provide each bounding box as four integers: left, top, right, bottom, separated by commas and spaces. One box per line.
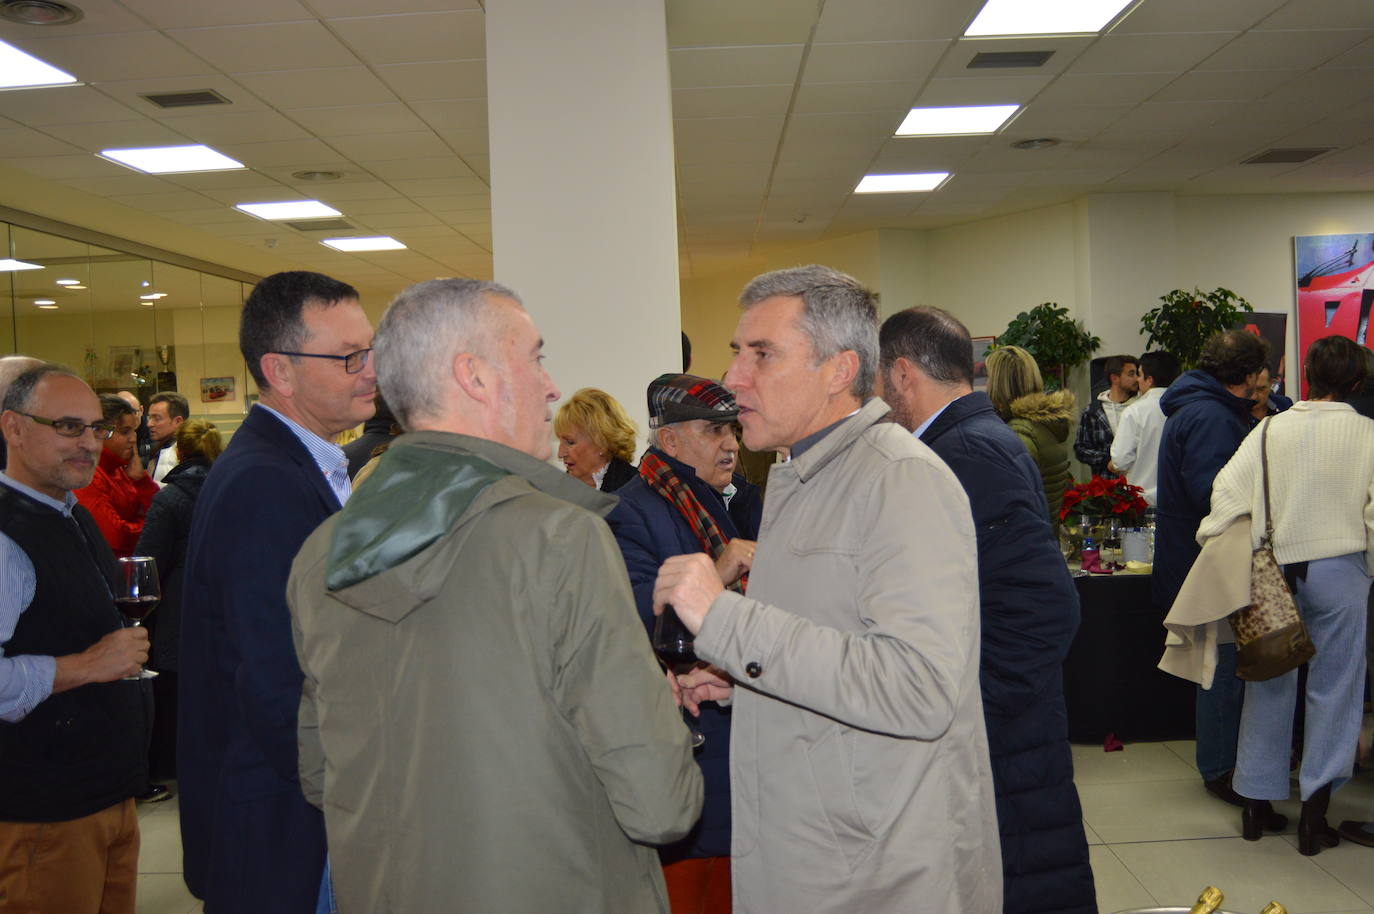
968, 50, 1055, 69
140, 89, 231, 109
1241, 147, 1334, 165
0, 0, 83, 26
283, 218, 354, 232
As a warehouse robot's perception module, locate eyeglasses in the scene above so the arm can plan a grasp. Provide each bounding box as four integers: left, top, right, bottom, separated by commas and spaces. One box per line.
17, 412, 116, 440
269, 348, 373, 374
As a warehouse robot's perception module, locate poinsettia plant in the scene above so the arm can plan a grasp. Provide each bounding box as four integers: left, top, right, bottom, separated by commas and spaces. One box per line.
1060, 476, 1149, 524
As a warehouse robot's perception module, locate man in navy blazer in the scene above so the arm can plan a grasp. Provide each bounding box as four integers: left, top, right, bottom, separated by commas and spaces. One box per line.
178, 271, 377, 913
878, 307, 1096, 914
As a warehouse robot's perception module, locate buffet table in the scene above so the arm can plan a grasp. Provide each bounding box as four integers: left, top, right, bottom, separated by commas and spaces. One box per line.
1063, 572, 1196, 744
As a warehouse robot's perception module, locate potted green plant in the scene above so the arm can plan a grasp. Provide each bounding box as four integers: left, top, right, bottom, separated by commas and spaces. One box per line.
1139, 287, 1254, 369
994, 302, 1101, 391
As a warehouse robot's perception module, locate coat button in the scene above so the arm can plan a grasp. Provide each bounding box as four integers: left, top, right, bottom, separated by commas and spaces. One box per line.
745, 661, 762, 679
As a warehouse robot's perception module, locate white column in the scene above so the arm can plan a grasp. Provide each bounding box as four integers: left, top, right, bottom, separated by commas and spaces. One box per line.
486, 0, 682, 448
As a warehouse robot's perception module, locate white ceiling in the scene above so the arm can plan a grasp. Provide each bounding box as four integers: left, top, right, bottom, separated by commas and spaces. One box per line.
0, 0, 1371, 289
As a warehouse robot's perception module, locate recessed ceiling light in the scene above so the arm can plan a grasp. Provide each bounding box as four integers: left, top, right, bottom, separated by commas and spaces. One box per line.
1011, 137, 1061, 150
33, 298, 55, 305
855, 173, 951, 194
321, 236, 406, 252
896, 105, 1020, 136
66, 284, 86, 289
965, 0, 1134, 37
0, 0, 84, 26
291, 170, 343, 182
235, 200, 342, 220
99, 144, 245, 174
0, 258, 42, 271
55, 277, 80, 285
0, 38, 78, 89
36, 303, 59, 310
139, 292, 167, 300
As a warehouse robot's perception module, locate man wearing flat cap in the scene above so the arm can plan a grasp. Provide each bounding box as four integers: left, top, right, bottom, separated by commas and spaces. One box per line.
608, 373, 762, 913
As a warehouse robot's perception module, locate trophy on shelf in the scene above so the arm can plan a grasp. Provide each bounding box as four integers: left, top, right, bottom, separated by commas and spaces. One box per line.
155, 345, 177, 393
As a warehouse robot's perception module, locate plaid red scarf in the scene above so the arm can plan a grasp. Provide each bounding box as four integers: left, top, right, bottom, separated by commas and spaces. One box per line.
639, 451, 747, 594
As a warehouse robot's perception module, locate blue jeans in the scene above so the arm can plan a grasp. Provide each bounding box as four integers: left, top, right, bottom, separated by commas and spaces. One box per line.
316, 856, 336, 914
1234, 553, 1370, 801
1196, 641, 1243, 782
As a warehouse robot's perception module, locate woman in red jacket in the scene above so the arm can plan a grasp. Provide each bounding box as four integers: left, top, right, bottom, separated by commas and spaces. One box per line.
74, 394, 159, 558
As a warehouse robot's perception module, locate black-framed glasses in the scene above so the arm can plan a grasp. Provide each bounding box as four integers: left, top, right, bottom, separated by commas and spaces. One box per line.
269, 348, 373, 374
17, 412, 116, 440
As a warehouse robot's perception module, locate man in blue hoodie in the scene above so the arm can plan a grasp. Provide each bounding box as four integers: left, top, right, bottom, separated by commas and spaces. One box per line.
1155, 329, 1272, 814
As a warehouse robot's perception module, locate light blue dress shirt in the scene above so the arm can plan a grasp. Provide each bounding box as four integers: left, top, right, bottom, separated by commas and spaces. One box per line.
0, 473, 75, 722
254, 403, 352, 506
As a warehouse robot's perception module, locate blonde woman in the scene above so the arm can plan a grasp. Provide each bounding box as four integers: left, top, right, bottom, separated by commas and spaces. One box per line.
555, 388, 639, 491
986, 346, 1075, 520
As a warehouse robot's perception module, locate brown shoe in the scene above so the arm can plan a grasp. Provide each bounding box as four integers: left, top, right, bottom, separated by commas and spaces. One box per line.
1337, 820, 1374, 848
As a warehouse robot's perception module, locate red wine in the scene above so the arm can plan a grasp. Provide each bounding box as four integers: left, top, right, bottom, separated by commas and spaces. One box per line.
655, 645, 699, 675
115, 596, 159, 621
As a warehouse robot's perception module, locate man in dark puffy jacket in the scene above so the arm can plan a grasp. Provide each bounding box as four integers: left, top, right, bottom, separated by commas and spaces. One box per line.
1155, 329, 1272, 815
878, 307, 1095, 914
607, 373, 762, 913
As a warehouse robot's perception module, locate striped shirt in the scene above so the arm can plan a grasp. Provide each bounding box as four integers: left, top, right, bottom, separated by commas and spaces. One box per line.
254, 403, 353, 506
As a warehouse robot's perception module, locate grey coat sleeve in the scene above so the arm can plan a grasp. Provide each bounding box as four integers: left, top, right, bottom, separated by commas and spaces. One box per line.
696, 457, 980, 740
549, 510, 703, 844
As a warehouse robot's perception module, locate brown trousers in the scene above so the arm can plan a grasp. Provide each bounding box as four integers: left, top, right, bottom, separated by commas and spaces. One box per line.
0, 799, 139, 914
663, 856, 731, 914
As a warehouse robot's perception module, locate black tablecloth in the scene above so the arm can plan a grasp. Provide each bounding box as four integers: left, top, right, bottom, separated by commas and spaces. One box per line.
1063, 573, 1196, 743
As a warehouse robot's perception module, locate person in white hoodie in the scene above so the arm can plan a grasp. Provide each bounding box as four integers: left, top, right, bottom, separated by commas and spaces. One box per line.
1197, 333, 1374, 857
1108, 350, 1180, 505
1074, 354, 1138, 478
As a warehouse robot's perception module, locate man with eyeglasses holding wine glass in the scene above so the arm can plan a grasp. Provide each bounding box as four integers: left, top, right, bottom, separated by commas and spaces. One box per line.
0, 363, 152, 914
179, 270, 376, 914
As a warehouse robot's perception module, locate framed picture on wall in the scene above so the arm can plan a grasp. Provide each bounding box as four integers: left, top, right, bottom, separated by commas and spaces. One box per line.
108, 346, 140, 384
971, 336, 994, 391
1295, 233, 1374, 398
200, 376, 236, 403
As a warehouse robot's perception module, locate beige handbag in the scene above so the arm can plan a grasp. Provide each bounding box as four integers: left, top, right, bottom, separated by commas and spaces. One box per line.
1227, 418, 1316, 681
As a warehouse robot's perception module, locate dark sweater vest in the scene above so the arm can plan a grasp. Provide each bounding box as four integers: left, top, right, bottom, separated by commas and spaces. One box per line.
0, 483, 147, 822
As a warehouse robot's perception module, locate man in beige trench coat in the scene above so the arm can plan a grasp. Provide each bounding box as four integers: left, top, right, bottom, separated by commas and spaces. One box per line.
655, 265, 1002, 914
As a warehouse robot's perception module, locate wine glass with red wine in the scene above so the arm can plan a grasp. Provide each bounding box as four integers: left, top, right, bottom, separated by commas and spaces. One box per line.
115, 556, 160, 680
652, 605, 706, 749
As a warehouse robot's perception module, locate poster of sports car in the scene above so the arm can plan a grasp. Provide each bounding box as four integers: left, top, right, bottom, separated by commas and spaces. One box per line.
1294, 233, 1374, 398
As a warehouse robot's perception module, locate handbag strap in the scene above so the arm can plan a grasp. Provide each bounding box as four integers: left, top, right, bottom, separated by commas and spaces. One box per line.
1259, 417, 1276, 544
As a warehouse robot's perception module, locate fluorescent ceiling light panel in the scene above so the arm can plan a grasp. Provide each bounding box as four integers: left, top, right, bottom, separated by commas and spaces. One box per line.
32, 299, 55, 305
896, 105, 1019, 136
36, 304, 59, 310
855, 173, 950, 194
0, 259, 42, 271
0, 39, 78, 89
55, 278, 81, 285
965, 0, 1134, 36
139, 293, 167, 300
99, 144, 245, 174
235, 201, 342, 220
321, 236, 406, 252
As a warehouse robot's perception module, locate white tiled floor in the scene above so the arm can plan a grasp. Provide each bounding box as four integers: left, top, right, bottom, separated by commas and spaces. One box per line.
133, 742, 1374, 914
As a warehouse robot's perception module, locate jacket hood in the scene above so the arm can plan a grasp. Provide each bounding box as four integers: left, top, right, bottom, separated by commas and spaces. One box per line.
164, 459, 209, 497
1160, 369, 1252, 418
322, 431, 615, 618
1008, 389, 1074, 434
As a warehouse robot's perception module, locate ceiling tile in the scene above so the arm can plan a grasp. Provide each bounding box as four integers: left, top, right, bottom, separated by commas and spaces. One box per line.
0, 154, 129, 179
0, 0, 149, 39
1151, 69, 1300, 102
215, 137, 347, 167
353, 212, 443, 229
431, 128, 488, 157
1006, 103, 1132, 138
92, 75, 272, 117
163, 169, 298, 190
1321, 34, 1374, 68
43, 119, 193, 151
118, 0, 314, 29
331, 197, 424, 216
311, 0, 479, 13
676, 116, 784, 147
1258, 0, 1374, 29
0, 87, 139, 127
194, 183, 296, 205
669, 45, 804, 88
388, 177, 490, 199
871, 135, 988, 171
289, 103, 430, 136
233, 67, 398, 109
409, 98, 487, 131
1112, 0, 1286, 33
327, 11, 485, 65
804, 41, 949, 84
326, 131, 448, 161
58, 174, 177, 196
364, 159, 483, 182
813, 0, 973, 42
932, 36, 1093, 78
1072, 33, 1237, 74
678, 161, 773, 184
673, 85, 793, 118
1096, 100, 1243, 135
1034, 73, 1177, 106
375, 60, 486, 102
168, 21, 359, 72
1198, 29, 1371, 70
170, 110, 313, 145
313, 181, 414, 202
108, 190, 220, 212
666, 0, 817, 48
791, 82, 917, 115
916, 75, 1052, 106
0, 127, 84, 157
16, 31, 216, 82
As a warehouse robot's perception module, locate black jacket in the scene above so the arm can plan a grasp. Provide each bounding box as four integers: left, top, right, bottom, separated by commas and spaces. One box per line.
599, 456, 637, 492
134, 458, 210, 671
920, 393, 1095, 914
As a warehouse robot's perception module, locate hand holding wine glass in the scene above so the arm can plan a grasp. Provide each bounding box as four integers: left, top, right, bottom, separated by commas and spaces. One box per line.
115, 556, 160, 680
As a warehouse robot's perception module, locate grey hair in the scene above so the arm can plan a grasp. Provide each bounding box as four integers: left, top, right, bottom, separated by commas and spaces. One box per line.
2, 363, 83, 414
374, 278, 523, 429
646, 427, 662, 449
739, 265, 878, 397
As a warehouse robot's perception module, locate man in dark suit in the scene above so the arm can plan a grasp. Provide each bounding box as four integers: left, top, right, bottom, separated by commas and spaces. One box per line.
178, 271, 376, 913
878, 306, 1096, 914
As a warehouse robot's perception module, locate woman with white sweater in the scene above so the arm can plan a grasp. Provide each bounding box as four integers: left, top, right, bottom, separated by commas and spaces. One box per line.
1198, 334, 1374, 856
